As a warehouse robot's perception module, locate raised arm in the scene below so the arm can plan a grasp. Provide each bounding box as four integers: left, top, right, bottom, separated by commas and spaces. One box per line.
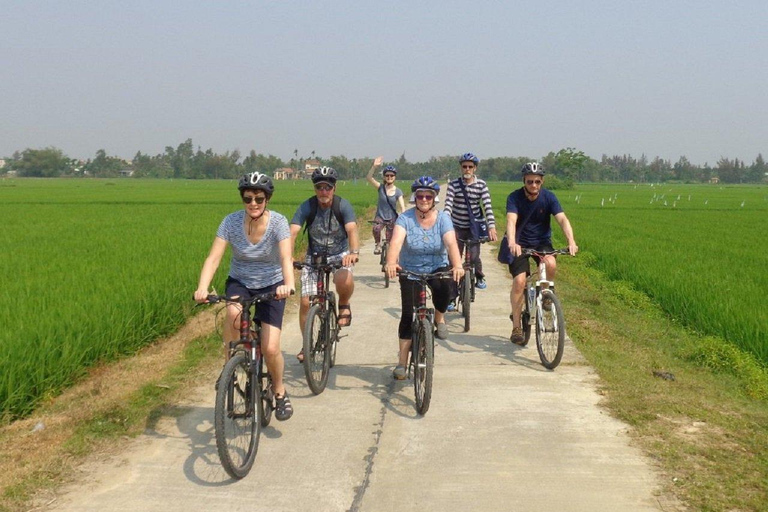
366, 156, 384, 188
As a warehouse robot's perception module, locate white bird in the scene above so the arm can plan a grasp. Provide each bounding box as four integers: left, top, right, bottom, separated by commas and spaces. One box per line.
741, 201, 745, 207
705, 199, 709, 205
601, 198, 605, 207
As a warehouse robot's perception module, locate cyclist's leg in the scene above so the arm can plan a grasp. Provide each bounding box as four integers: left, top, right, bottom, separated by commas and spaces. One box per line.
471, 241, 484, 279
397, 276, 417, 367
372, 216, 383, 245
299, 264, 317, 333
508, 257, 530, 328
332, 252, 355, 326
428, 267, 452, 326
254, 283, 287, 391
223, 278, 249, 358
451, 227, 471, 301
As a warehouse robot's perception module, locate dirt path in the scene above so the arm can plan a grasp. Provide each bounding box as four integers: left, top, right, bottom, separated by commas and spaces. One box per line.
42, 232, 674, 512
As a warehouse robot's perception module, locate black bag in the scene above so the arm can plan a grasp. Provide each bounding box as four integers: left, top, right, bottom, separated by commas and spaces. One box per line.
458, 180, 488, 241
497, 235, 513, 264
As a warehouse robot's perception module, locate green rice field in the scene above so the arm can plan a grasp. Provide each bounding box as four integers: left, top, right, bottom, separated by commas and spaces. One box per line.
489, 182, 768, 365
2, 178, 766, 420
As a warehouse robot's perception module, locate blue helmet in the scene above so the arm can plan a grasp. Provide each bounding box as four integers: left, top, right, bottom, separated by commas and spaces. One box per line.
410, 176, 440, 204
459, 152, 480, 165
382, 165, 397, 176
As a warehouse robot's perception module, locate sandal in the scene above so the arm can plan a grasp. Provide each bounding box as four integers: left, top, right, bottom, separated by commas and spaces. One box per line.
338, 304, 352, 327
275, 392, 293, 421
297, 350, 304, 363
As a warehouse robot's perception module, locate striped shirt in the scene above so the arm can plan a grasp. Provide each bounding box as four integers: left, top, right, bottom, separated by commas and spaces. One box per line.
216, 210, 291, 289
443, 178, 496, 230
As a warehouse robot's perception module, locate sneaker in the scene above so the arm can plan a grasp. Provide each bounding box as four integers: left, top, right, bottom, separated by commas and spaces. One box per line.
373, 244, 381, 255
275, 392, 293, 421
510, 327, 526, 346
475, 278, 487, 289
435, 322, 448, 340
392, 365, 407, 380
446, 300, 456, 312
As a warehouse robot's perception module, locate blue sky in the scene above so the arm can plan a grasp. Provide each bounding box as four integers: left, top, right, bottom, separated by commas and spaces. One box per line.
2, 1, 766, 165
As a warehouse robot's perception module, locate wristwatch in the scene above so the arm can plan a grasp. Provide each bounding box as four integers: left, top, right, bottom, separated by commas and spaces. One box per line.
350, 250, 360, 255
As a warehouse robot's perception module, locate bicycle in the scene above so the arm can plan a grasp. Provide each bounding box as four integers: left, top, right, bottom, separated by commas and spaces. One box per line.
519, 248, 571, 369
369, 219, 396, 288
456, 237, 490, 332
202, 292, 285, 479
397, 269, 453, 416
293, 255, 345, 395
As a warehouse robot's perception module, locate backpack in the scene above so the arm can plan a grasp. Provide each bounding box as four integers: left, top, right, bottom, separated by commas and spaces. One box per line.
303, 195, 348, 239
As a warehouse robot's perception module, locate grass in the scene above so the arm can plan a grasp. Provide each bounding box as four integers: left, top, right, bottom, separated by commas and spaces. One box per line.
557, 252, 768, 511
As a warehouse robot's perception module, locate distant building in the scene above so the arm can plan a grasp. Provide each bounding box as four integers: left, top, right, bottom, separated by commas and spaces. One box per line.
273, 167, 297, 180
304, 159, 321, 178
119, 169, 134, 177
0, 159, 6, 169
709, 177, 720, 184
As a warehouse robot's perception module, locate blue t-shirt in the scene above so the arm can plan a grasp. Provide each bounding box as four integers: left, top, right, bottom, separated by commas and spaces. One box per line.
216, 210, 291, 289
396, 209, 454, 276
505, 188, 563, 247
290, 196, 356, 255
375, 185, 403, 221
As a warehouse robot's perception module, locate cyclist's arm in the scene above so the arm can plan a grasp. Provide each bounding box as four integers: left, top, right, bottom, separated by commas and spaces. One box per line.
195, 236, 228, 302
366, 156, 383, 188
289, 223, 302, 259
384, 225, 406, 278
342, 221, 360, 267
506, 212, 521, 257
396, 194, 406, 213
443, 182, 456, 216
553, 212, 578, 255
442, 229, 465, 282
277, 236, 296, 297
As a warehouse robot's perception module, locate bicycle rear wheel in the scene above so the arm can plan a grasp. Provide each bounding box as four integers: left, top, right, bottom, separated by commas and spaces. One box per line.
214, 351, 260, 479
535, 290, 565, 369
461, 273, 472, 332
412, 318, 434, 415
303, 304, 331, 394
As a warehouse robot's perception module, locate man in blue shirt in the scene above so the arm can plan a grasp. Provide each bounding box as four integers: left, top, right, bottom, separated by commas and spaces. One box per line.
505, 162, 578, 345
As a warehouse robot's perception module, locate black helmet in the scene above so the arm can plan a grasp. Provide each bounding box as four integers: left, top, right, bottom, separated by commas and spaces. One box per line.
521, 162, 545, 176
311, 166, 338, 185
238, 172, 274, 196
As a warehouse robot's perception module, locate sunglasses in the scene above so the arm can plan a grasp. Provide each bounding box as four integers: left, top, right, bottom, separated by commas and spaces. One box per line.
461, 164, 475, 170
314, 184, 334, 191
525, 179, 542, 185
242, 195, 267, 204
383, 174, 396, 178
415, 193, 435, 201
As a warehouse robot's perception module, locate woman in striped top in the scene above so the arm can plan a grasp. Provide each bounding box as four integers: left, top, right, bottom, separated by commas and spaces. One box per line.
194, 172, 296, 421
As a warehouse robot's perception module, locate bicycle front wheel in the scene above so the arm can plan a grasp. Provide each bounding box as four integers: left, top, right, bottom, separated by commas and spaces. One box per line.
214, 352, 260, 479
381, 245, 389, 288
461, 273, 472, 332
412, 318, 435, 415
535, 290, 565, 369
258, 359, 273, 427
328, 304, 339, 368
303, 304, 331, 394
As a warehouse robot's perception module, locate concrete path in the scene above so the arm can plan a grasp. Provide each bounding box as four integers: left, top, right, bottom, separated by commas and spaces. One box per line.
50, 238, 665, 512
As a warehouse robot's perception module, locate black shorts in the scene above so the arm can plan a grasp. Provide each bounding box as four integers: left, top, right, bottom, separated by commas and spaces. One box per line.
507, 243, 555, 278
225, 278, 287, 329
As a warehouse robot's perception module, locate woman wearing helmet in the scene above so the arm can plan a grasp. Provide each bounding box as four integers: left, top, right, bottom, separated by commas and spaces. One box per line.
504, 162, 578, 345
443, 152, 497, 304
366, 156, 405, 255
384, 176, 464, 380
194, 171, 296, 421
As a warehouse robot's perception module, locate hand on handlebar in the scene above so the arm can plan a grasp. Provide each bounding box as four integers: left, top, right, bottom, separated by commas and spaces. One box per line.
511, 242, 522, 258
342, 253, 359, 267
385, 263, 401, 280
193, 289, 211, 304
452, 266, 465, 282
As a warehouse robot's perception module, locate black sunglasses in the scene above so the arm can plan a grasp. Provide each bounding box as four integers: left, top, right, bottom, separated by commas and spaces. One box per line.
314, 184, 334, 191
242, 195, 267, 204
525, 179, 542, 185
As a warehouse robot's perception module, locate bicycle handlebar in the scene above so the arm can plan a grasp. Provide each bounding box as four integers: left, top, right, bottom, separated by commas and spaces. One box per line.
200, 290, 294, 305
520, 248, 572, 258
396, 269, 455, 281
457, 237, 491, 244
293, 261, 345, 271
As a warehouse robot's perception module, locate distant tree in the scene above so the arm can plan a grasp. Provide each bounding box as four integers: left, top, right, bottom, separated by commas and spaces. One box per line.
11, 147, 72, 177
242, 151, 285, 175
84, 149, 125, 177
747, 154, 767, 183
